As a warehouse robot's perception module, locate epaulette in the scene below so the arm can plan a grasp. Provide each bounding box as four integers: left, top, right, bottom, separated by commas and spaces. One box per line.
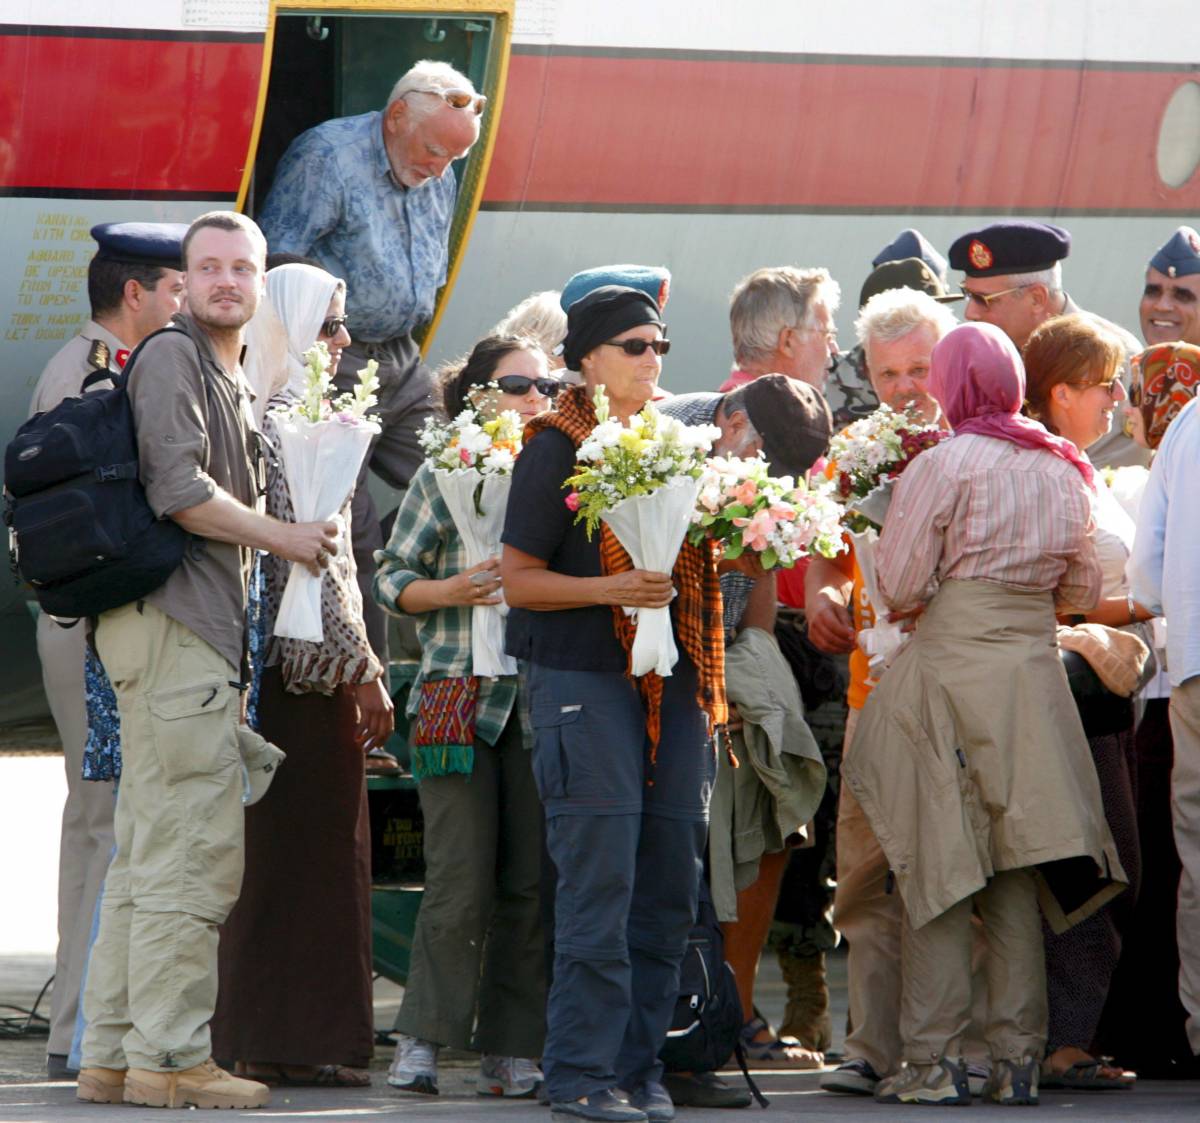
86, 339, 111, 372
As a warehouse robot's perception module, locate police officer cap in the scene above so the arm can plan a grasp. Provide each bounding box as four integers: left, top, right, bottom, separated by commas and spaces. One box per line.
561, 264, 670, 312
91, 222, 188, 268
948, 221, 1071, 279
1148, 226, 1200, 279
872, 228, 949, 286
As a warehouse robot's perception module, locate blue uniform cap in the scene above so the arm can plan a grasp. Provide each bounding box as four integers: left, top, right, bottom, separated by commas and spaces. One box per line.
91, 222, 188, 268
948, 221, 1071, 278
561, 264, 670, 312
1148, 226, 1200, 279
872, 228, 949, 286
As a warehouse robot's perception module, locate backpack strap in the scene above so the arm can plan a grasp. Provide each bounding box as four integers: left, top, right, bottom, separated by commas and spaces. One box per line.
732, 1041, 770, 1109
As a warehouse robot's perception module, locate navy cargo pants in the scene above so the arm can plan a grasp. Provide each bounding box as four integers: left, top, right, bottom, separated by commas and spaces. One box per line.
527, 656, 714, 1103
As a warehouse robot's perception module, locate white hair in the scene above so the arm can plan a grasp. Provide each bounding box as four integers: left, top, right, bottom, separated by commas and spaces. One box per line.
998, 262, 1063, 295
855, 287, 958, 349
386, 59, 477, 120
729, 266, 841, 367
493, 290, 567, 356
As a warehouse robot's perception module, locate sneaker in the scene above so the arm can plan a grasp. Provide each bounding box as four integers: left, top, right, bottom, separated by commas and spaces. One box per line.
983, 1057, 1039, 1105
661, 1070, 752, 1109
550, 1088, 648, 1121
625, 1079, 675, 1121
479, 1054, 543, 1098
123, 1060, 270, 1109
820, 1057, 880, 1095
874, 1057, 971, 1106
966, 1060, 990, 1097
76, 1067, 126, 1104
387, 1034, 439, 1095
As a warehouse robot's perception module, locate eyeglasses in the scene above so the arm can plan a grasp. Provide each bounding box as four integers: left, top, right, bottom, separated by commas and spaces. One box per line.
796, 325, 839, 343
963, 285, 1032, 309
407, 87, 487, 115
320, 316, 348, 338
601, 338, 671, 357
495, 375, 562, 398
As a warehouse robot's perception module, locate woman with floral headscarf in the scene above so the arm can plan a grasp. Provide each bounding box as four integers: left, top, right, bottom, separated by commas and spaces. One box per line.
841, 322, 1126, 1108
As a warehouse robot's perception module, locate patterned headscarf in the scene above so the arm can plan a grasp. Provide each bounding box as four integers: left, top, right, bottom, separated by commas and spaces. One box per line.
930, 322, 1094, 487
525, 385, 728, 760
1132, 342, 1200, 450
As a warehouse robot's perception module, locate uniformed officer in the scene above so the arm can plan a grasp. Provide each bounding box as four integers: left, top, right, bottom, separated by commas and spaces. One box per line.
948, 220, 1147, 468
872, 228, 952, 287
1140, 225, 1200, 348
30, 221, 186, 1079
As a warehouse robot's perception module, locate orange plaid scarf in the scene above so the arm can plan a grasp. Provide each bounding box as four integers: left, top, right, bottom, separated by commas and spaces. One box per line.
526, 385, 728, 761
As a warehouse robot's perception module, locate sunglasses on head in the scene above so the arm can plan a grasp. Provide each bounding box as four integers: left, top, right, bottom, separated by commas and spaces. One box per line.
409, 87, 487, 115
601, 338, 671, 357
320, 316, 348, 338
494, 374, 562, 398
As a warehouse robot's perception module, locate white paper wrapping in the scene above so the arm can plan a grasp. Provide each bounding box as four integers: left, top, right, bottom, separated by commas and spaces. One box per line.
271, 414, 377, 643
601, 477, 702, 677
433, 469, 517, 679
847, 527, 908, 680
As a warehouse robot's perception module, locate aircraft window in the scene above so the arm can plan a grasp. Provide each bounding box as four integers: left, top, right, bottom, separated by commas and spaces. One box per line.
1157, 81, 1200, 189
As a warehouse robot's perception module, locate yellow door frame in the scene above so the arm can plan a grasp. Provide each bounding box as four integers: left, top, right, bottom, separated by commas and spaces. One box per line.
236, 0, 515, 354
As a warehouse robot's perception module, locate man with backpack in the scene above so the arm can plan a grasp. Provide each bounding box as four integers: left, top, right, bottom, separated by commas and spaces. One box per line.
29, 221, 186, 1081
74, 211, 338, 1111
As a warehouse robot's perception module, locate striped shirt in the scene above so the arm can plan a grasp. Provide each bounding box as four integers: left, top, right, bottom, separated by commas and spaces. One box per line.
877, 433, 1102, 615
372, 462, 517, 745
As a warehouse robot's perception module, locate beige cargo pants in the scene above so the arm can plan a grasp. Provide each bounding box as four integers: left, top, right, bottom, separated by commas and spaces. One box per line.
81, 602, 245, 1072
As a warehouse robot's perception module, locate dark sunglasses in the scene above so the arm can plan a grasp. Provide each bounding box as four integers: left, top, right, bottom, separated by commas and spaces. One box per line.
495, 375, 562, 398
320, 316, 348, 338
601, 338, 671, 357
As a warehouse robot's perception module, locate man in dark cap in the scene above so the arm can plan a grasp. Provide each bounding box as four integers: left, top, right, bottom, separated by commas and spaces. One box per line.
949, 220, 1146, 468
659, 377, 834, 1094
872, 229, 951, 288
1140, 225, 1200, 348
28, 221, 186, 1080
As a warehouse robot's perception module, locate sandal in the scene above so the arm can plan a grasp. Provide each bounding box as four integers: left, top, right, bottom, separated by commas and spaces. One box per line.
1040, 1056, 1135, 1090
737, 1015, 824, 1069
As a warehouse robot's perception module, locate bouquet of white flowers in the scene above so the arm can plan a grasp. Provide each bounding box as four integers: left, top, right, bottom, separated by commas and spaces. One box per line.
825, 404, 948, 678
417, 407, 525, 677
689, 454, 846, 568
566, 388, 720, 676
269, 342, 380, 642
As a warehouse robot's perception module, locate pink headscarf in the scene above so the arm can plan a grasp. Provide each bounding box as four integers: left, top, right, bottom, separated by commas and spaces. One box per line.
929, 322, 1094, 487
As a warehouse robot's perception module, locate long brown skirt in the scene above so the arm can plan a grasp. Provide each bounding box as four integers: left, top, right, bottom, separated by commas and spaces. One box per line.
211, 667, 374, 1067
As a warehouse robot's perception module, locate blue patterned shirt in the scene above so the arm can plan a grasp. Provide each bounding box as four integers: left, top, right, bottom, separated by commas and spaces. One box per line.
257, 110, 457, 341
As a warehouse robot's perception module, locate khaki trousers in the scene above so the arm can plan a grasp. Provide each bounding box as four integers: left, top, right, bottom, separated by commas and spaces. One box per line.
81, 603, 245, 1072
901, 868, 1045, 1065
834, 706, 989, 1075
37, 614, 115, 1055
1170, 676, 1200, 1055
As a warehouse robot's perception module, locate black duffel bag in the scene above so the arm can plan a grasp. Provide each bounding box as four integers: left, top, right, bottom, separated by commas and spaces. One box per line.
1060, 649, 1135, 740
4, 327, 191, 619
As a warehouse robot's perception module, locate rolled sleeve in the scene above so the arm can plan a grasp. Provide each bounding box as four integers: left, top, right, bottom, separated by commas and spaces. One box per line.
126, 333, 219, 518
373, 465, 447, 616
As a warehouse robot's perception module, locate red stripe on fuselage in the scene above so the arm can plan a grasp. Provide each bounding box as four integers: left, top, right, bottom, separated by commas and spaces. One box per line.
0, 33, 262, 194
484, 52, 1200, 212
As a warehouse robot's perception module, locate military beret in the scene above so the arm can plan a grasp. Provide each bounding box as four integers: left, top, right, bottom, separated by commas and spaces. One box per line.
948, 221, 1071, 279
872, 228, 949, 286
859, 258, 963, 309
90, 222, 188, 268
561, 264, 670, 312
1148, 226, 1200, 279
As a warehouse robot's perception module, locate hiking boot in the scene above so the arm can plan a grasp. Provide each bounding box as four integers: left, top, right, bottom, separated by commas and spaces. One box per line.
387, 1034, 439, 1095
874, 1057, 971, 1106
983, 1057, 1039, 1105
550, 1089, 648, 1121
777, 947, 833, 1052
479, 1054, 543, 1098
820, 1057, 880, 1095
625, 1080, 675, 1121
123, 1060, 270, 1109
76, 1067, 125, 1104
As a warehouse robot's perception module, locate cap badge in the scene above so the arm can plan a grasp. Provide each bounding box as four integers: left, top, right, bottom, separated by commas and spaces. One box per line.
968, 240, 994, 270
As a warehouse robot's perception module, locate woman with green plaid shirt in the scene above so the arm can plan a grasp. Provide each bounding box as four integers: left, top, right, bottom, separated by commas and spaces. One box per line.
373, 335, 560, 1099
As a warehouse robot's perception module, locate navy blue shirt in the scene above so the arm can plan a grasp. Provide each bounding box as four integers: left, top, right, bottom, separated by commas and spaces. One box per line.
502, 429, 626, 672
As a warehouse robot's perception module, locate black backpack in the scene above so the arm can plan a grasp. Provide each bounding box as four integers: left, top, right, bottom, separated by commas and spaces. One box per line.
659, 881, 767, 1107
4, 327, 190, 619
